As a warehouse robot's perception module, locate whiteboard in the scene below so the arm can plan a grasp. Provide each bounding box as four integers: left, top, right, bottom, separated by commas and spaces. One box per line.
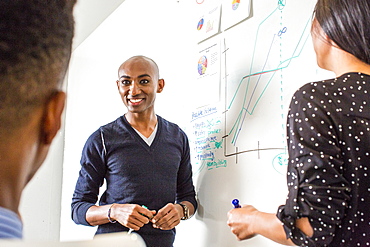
175, 0, 333, 247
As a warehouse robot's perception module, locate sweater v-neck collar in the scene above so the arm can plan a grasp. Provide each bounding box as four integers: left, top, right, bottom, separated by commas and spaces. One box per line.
122, 115, 161, 150
132, 123, 158, 146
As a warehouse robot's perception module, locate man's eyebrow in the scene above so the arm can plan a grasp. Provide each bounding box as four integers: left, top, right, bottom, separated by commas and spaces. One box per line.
119, 74, 152, 79
137, 74, 151, 78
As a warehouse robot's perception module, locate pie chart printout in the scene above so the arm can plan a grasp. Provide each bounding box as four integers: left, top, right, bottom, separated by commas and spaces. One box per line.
198, 55, 208, 75
197, 18, 204, 30
232, 0, 240, 10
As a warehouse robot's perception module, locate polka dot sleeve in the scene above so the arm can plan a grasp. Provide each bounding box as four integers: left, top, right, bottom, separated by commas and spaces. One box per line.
277, 73, 370, 246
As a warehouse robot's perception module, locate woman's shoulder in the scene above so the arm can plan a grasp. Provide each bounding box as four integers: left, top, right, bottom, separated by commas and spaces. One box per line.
293, 72, 369, 98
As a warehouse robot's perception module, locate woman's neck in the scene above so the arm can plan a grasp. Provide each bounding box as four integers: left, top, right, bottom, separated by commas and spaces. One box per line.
329, 47, 370, 77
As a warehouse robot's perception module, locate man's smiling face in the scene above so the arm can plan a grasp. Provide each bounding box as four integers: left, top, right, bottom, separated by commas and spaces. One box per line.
116, 57, 164, 115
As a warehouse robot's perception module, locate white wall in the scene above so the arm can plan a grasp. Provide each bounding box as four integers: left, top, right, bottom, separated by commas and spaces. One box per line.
19, 130, 64, 241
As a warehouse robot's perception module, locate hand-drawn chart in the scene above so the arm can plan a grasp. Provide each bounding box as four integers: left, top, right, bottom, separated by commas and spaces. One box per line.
190, 104, 224, 176
177, 1, 331, 247
223, 1, 313, 160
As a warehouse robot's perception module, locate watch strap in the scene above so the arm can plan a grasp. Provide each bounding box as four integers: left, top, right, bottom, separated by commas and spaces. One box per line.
178, 203, 189, 220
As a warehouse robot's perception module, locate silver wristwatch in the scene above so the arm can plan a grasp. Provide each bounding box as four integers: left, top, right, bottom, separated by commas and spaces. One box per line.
179, 203, 190, 220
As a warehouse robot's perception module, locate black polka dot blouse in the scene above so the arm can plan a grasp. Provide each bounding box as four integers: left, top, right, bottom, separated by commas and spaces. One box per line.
277, 73, 370, 246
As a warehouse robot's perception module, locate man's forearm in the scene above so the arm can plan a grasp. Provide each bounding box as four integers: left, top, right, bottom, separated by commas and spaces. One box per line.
86, 205, 112, 226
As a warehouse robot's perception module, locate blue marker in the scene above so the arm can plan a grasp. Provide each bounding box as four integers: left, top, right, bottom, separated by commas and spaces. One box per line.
232, 199, 241, 208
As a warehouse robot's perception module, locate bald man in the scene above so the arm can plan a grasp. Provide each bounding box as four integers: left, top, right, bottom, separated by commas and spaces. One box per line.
72, 56, 197, 247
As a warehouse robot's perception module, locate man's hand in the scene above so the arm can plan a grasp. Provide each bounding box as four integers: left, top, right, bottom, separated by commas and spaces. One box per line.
151, 203, 182, 230
110, 204, 156, 231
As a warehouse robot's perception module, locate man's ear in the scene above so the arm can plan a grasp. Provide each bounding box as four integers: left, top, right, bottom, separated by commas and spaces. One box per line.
157, 79, 165, 93
42, 91, 66, 144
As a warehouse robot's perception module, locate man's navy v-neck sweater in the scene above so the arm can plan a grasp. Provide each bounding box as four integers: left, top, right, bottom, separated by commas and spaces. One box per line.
71, 115, 197, 247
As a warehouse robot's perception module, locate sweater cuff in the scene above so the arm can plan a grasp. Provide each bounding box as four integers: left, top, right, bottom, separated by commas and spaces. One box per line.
72, 202, 95, 226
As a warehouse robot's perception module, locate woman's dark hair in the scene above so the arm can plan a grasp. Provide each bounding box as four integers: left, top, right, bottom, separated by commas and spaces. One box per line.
314, 0, 370, 64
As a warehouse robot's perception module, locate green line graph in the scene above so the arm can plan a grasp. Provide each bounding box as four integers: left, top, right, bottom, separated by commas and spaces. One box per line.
223, 0, 314, 157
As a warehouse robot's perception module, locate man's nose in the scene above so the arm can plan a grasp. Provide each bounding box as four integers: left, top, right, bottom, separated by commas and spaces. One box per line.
129, 82, 141, 95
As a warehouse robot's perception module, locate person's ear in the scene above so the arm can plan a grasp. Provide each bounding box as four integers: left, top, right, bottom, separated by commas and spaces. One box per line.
157, 79, 165, 93
42, 91, 66, 144
116, 80, 121, 90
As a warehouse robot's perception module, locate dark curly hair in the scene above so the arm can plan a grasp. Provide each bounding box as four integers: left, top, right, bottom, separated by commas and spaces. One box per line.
0, 0, 76, 130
